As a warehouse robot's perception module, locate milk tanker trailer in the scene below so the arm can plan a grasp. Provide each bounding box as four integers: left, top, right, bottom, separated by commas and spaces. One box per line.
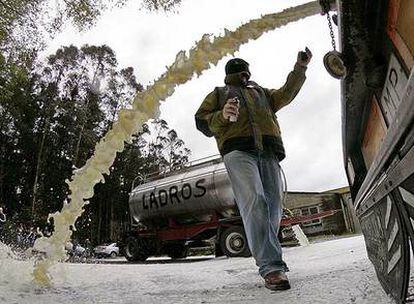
123, 155, 337, 261
123, 156, 251, 261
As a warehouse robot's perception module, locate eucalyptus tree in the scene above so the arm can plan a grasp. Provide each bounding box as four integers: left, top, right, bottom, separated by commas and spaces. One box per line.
0, 42, 191, 243
0, 0, 182, 53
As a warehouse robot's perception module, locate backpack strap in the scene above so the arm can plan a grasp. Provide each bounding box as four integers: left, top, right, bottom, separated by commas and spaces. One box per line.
262, 86, 271, 103
260, 86, 277, 118
215, 86, 230, 108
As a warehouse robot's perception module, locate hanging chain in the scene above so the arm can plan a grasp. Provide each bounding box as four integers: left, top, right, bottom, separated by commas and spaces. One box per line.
322, 0, 336, 51
326, 11, 336, 51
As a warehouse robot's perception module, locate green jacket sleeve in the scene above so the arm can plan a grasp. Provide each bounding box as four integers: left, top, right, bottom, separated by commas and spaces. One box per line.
195, 89, 230, 137
265, 63, 307, 113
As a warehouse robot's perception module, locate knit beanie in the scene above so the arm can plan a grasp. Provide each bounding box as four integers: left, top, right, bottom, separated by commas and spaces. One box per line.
225, 58, 251, 77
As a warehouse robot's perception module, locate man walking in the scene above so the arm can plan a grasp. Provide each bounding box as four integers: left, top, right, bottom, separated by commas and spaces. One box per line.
195, 49, 312, 290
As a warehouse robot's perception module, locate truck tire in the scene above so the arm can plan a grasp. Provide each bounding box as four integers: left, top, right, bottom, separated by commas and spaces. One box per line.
220, 226, 251, 257
124, 236, 149, 262
166, 243, 188, 259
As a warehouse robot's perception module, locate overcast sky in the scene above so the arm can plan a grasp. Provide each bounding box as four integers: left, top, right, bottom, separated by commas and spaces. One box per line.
45, 0, 348, 192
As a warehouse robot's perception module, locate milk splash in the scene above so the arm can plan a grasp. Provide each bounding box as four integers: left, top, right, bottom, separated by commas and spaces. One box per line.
32, 1, 321, 286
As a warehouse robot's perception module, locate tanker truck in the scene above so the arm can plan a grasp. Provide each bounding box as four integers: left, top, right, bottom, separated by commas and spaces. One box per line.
123, 155, 336, 261
123, 155, 250, 261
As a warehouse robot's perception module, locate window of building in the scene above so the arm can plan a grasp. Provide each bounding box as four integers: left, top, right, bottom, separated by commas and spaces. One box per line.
300, 206, 322, 227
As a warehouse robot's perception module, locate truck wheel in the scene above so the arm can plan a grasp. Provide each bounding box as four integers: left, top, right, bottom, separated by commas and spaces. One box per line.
124, 236, 149, 262
166, 243, 188, 259
110, 251, 117, 258
220, 226, 251, 257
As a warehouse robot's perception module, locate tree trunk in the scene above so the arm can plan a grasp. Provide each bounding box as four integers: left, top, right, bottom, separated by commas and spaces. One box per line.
110, 202, 114, 241
73, 99, 90, 167
31, 118, 49, 221
105, 199, 110, 241
74, 61, 101, 167
97, 201, 102, 244
0, 145, 5, 204
0, 111, 10, 209
31, 71, 63, 221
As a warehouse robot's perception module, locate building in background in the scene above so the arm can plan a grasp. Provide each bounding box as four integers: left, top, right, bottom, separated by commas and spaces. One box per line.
285, 186, 361, 236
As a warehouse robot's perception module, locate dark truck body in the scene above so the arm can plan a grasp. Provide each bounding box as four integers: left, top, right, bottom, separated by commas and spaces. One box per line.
338, 0, 414, 302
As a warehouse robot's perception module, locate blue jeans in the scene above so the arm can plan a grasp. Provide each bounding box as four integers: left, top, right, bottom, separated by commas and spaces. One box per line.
223, 150, 287, 277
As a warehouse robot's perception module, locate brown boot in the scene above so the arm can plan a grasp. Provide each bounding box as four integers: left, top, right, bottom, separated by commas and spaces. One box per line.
264, 271, 291, 291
